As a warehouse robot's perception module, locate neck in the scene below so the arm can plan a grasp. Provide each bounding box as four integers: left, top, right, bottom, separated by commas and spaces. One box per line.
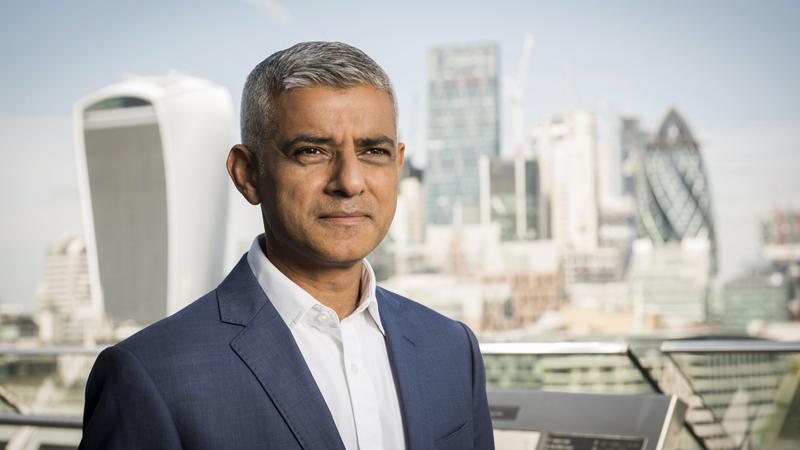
262, 238, 363, 320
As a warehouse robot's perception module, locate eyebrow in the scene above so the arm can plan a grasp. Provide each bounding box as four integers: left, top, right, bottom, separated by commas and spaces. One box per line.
356, 135, 396, 147
280, 134, 396, 150
280, 134, 334, 150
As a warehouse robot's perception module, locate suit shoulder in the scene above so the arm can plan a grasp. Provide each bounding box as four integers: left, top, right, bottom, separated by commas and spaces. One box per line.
376, 286, 468, 336
115, 289, 224, 356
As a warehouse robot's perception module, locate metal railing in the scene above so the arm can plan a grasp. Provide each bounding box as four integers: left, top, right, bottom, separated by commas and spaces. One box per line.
0, 346, 103, 430
2, 340, 798, 445
659, 339, 800, 450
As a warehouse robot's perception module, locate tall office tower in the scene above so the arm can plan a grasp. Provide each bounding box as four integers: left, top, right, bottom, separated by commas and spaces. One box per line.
479, 157, 539, 241
533, 110, 598, 249
634, 109, 717, 272
35, 235, 102, 343
620, 117, 646, 197
426, 43, 499, 225
595, 107, 623, 204
74, 74, 233, 330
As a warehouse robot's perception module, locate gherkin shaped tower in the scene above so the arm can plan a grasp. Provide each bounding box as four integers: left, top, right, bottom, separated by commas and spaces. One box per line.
635, 109, 717, 272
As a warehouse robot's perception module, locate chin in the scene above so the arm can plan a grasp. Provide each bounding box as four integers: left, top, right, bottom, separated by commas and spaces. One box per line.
313, 242, 377, 266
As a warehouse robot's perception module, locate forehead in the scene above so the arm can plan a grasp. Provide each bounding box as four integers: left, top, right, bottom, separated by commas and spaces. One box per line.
274, 85, 397, 139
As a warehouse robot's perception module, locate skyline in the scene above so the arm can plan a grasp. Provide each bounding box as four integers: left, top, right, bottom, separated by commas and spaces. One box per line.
2, 0, 799, 310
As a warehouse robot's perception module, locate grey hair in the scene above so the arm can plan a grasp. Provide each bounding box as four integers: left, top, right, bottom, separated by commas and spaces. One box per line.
240, 41, 397, 153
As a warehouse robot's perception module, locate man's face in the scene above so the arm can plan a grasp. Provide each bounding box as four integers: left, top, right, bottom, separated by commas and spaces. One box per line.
256, 85, 404, 269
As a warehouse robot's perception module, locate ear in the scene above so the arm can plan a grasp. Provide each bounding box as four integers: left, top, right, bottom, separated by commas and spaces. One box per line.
226, 144, 261, 205
396, 142, 406, 175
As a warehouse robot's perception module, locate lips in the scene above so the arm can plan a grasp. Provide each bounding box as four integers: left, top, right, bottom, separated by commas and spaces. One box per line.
318, 211, 371, 225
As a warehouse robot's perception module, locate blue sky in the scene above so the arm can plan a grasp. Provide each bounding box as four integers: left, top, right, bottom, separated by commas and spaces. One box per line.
1, 0, 799, 310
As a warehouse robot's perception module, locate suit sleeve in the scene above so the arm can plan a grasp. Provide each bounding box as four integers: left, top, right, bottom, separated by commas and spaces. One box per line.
460, 323, 495, 450
79, 345, 184, 450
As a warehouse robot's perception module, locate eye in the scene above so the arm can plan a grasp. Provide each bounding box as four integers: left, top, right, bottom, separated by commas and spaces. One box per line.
292, 147, 327, 162
365, 147, 391, 156
295, 147, 322, 156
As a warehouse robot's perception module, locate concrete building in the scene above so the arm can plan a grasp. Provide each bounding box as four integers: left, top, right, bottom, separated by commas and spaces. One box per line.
597, 196, 636, 264
630, 238, 712, 331
480, 157, 540, 241
0, 304, 39, 344
381, 273, 496, 333
533, 110, 598, 250
74, 74, 233, 330
480, 240, 564, 331
561, 247, 623, 286
34, 235, 105, 344
426, 43, 499, 225
719, 273, 790, 332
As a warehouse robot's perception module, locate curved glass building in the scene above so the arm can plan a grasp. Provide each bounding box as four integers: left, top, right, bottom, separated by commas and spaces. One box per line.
74, 74, 233, 330
635, 109, 717, 272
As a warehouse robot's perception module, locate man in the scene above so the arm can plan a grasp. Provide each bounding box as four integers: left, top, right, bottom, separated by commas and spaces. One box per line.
80, 41, 494, 450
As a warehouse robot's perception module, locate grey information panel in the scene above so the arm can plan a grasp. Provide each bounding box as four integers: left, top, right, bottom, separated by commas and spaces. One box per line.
542, 433, 644, 450
489, 390, 687, 450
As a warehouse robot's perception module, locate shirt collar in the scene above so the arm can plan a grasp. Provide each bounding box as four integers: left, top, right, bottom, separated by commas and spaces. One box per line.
246, 235, 385, 335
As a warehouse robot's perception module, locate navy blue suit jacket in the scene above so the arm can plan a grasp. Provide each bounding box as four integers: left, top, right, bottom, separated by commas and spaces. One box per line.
79, 256, 494, 449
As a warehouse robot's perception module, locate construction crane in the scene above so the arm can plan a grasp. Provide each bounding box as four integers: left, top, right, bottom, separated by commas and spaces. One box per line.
508, 34, 536, 240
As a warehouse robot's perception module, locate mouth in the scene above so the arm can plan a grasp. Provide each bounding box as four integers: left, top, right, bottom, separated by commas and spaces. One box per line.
318, 211, 371, 226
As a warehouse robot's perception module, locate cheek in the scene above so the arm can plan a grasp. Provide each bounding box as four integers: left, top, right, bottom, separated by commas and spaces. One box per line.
274, 177, 321, 221
372, 179, 399, 224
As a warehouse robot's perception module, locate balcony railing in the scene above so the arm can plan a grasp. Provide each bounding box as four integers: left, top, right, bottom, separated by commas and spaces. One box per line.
1, 340, 798, 449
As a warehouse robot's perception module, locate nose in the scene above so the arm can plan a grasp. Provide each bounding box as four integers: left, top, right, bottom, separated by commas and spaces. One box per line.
325, 150, 365, 198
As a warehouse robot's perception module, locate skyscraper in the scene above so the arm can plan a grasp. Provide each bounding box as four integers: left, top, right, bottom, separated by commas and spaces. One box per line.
426, 44, 499, 225
533, 110, 598, 250
634, 109, 717, 272
620, 117, 646, 197
74, 74, 233, 329
480, 158, 539, 241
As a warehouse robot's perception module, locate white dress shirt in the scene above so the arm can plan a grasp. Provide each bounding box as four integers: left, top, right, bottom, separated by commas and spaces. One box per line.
246, 236, 406, 450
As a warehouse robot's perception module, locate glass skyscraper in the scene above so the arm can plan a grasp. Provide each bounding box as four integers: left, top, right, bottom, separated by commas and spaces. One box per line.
634, 109, 717, 272
426, 44, 499, 225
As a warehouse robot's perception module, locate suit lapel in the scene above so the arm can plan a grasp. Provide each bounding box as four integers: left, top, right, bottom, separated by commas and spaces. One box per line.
219, 257, 345, 450
377, 288, 428, 450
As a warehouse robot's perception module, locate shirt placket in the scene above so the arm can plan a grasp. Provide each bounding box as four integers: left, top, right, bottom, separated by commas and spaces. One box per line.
340, 317, 384, 449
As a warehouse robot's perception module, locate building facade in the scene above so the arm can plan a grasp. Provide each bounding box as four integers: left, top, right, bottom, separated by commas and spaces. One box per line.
74, 74, 233, 330
35, 235, 102, 343
719, 273, 790, 332
533, 110, 599, 250
630, 238, 712, 330
634, 109, 717, 273
481, 158, 540, 241
426, 43, 499, 225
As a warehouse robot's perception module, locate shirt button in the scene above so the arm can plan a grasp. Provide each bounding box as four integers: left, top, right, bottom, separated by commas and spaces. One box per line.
317, 313, 329, 323
351, 363, 360, 374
